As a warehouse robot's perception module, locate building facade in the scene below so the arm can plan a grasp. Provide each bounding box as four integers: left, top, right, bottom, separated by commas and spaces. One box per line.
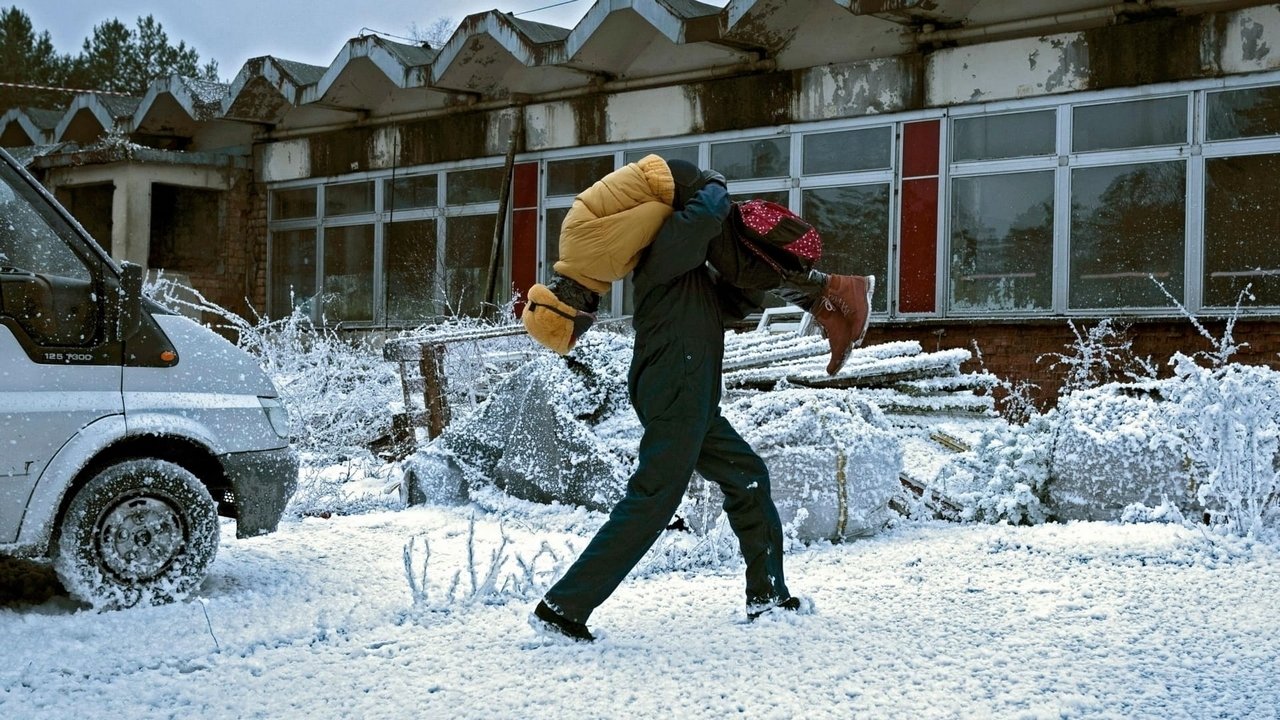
5, 0, 1280, 398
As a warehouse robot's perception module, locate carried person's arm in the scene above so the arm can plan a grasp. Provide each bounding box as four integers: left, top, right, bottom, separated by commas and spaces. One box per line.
638, 183, 730, 285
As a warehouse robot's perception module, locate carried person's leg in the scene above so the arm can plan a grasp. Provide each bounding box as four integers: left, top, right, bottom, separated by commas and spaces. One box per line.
705, 226, 875, 374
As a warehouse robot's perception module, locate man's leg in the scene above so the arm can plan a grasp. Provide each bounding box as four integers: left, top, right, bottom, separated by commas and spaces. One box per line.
694, 412, 790, 608
705, 227, 873, 374
543, 415, 703, 623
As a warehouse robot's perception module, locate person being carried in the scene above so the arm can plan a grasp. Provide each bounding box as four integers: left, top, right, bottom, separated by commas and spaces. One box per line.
520, 154, 875, 375
529, 162, 818, 642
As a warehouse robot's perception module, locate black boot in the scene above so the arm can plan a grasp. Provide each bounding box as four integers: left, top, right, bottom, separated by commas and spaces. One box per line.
531, 600, 596, 642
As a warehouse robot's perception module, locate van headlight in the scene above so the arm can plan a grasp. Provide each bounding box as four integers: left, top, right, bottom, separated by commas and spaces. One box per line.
259, 396, 292, 439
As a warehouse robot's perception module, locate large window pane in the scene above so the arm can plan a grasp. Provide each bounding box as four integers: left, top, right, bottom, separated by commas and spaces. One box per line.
271, 187, 316, 220
446, 167, 505, 205
386, 219, 438, 323
624, 145, 698, 166
952, 111, 1055, 162
803, 127, 892, 174
1070, 161, 1186, 309
547, 156, 614, 197
324, 181, 373, 216
712, 137, 790, 180
443, 214, 498, 316
270, 228, 315, 317
949, 172, 1053, 311
1073, 97, 1187, 152
802, 184, 891, 313
1204, 153, 1280, 307
322, 224, 374, 322
1207, 85, 1280, 141
386, 175, 438, 211
543, 207, 570, 283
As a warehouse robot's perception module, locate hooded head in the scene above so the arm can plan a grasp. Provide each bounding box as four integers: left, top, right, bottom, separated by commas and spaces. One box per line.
667, 159, 708, 210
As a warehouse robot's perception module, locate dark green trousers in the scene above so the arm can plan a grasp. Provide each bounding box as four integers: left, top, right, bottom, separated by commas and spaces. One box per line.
543, 406, 789, 623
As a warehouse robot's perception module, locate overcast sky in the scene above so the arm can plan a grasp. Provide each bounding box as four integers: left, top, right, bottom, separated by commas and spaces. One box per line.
21, 0, 642, 81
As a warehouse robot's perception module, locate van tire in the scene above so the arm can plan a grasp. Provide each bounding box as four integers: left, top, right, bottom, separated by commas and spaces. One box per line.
54, 459, 220, 610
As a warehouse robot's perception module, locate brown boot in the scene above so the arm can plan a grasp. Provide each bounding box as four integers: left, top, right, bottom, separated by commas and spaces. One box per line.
811, 274, 875, 375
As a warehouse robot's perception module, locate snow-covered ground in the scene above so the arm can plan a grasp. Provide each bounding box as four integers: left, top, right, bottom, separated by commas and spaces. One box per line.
3, 499, 1278, 719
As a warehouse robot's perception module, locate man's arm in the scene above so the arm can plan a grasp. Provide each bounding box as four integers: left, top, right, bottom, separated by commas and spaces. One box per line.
636, 183, 730, 285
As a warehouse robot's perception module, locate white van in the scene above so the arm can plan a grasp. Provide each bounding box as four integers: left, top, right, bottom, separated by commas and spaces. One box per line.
0, 148, 297, 609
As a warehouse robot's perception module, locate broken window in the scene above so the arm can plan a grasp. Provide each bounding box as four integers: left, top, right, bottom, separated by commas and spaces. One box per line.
149, 184, 221, 273
1206, 85, 1280, 141
269, 228, 315, 317
321, 224, 374, 322
385, 219, 438, 322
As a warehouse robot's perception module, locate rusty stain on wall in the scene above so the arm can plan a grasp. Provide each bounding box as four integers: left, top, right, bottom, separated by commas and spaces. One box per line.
688, 72, 797, 134
569, 94, 607, 147
1083, 16, 1207, 89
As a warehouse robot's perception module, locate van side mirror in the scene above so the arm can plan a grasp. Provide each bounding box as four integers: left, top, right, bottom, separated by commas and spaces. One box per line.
119, 261, 143, 341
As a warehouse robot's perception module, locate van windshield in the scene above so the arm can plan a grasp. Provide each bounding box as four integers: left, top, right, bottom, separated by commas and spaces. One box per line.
0, 163, 91, 282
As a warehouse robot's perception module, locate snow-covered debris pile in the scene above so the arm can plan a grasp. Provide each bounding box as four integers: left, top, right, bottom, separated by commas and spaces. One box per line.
410, 332, 641, 512
685, 390, 903, 542
405, 327, 1002, 541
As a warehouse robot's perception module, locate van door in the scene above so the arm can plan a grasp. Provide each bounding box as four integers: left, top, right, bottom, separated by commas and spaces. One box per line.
0, 158, 122, 543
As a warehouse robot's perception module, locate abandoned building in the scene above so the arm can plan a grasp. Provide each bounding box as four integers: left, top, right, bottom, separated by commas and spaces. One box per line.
4, 0, 1280, 399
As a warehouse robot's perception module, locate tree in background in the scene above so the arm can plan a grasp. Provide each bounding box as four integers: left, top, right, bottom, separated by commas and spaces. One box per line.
71, 15, 218, 95
0, 7, 76, 110
0, 6, 218, 113
409, 17, 456, 49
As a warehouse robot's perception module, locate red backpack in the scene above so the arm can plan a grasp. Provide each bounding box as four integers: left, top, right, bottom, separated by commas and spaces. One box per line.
729, 199, 823, 273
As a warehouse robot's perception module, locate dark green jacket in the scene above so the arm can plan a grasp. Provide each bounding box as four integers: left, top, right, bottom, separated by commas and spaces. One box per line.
628, 183, 732, 426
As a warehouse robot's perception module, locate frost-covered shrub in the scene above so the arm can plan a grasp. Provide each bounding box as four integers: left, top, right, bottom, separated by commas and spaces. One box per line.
1046, 384, 1192, 522
1038, 319, 1156, 395
1164, 355, 1280, 538
941, 416, 1053, 525
144, 278, 401, 461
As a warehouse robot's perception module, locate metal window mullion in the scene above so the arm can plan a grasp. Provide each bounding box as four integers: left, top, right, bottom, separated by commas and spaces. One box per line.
1187, 150, 1205, 315
1054, 105, 1072, 314
373, 178, 386, 325
935, 116, 949, 318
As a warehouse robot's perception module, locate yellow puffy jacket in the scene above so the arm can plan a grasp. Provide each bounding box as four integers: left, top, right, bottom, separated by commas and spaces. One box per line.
552, 154, 674, 294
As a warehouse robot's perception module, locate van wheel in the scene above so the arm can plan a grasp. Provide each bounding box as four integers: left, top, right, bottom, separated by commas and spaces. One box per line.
54, 459, 220, 610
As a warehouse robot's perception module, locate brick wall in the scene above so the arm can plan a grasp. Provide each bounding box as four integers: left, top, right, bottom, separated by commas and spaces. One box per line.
873, 317, 1280, 408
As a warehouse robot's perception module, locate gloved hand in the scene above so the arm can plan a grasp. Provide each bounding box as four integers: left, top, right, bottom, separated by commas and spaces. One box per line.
700, 169, 727, 189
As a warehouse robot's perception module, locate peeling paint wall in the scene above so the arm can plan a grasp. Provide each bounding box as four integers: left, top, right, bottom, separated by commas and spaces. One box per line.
259, 139, 310, 183
256, 4, 1280, 179
927, 34, 1089, 106
524, 101, 580, 151
796, 56, 920, 121
604, 87, 697, 144
1220, 4, 1280, 74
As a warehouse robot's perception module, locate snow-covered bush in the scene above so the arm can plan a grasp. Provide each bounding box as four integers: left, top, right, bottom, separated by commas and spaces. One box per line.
940, 416, 1054, 525
1164, 355, 1280, 539
145, 278, 400, 460
1038, 319, 1156, 395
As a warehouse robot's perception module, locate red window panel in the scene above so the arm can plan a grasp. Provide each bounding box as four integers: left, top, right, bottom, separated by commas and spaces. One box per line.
902, 120, 940, 179
899, 177, 938, 313
513, 162, 538, 210
898, 119, 940, 313
511, 208, 538, 317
